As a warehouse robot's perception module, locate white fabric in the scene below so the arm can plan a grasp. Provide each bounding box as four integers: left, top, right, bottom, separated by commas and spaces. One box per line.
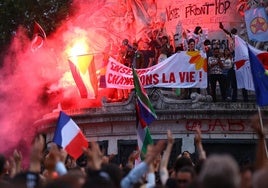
106, 51, 207, 89
234, 36, 266, 90
61, 119, 80, 148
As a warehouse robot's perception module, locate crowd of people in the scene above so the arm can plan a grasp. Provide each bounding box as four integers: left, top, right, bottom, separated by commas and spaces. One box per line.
0, 113, 267, 188
107, 23, 251, 103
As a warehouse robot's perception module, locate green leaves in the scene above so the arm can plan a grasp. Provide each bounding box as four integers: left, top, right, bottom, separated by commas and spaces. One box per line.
0, 0, 72, 51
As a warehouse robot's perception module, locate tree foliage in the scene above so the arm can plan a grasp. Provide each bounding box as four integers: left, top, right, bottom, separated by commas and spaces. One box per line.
0, 0, 72, 56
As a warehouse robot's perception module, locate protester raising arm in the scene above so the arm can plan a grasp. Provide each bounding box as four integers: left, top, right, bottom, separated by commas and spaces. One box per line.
9, 149, 22, 178
250, 113, 268, 170
83, 141, 104, 171
121, 140, 166, 188
146, 162, 157, 188
126, 150, 140, 170
29, 134, 45, 173
43, 143, 68, 179
195, 127, 206, 161
219, 22, 232, 37
159, 130, 174, 186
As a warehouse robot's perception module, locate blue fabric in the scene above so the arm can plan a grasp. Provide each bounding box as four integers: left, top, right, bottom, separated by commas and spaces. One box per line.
121, 162, 149, 188
245, 8, 268, 42
52, 111, 70, 147
248, 46, 268, 106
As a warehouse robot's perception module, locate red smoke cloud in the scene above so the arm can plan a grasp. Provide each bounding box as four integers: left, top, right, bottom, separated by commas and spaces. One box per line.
0, 0, 122, 166
0, 0, 253, 166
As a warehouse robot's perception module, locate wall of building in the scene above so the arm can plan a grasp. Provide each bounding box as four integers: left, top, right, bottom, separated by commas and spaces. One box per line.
38, 89, 268, 165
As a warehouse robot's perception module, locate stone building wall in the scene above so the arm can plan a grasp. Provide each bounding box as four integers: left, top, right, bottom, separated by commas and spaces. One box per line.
35, 89, 268, 164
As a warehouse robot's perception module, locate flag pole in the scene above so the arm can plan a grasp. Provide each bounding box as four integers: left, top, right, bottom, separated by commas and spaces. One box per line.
68, 52, 102, 58
257, 106, 264, 130
257, 105, 268, 156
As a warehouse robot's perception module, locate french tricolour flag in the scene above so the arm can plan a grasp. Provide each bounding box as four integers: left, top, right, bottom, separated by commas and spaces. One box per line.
53, 111, 88, 159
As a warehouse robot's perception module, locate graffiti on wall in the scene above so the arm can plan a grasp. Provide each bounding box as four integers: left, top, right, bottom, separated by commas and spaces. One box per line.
184, 0, 231, 18
185, 119, 247, 132
164, 0, 241, 40
167, 0, 231, 21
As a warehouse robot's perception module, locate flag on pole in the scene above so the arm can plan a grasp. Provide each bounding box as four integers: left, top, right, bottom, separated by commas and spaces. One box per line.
234, 36, 254, 90
244, 7, 268, 42
31, 21, 46, 51
133, 67, 157, 159
247, 46, 268, 106
234, 36, 268, 90
68, 54, 98, 99
53, 111, 88, 159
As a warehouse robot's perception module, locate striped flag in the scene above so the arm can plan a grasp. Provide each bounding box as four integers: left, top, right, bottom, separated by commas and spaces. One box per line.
69, 54, 98, 99
133, 67, 157, 160
53, 111, 88, 159
31, 21, 46, 51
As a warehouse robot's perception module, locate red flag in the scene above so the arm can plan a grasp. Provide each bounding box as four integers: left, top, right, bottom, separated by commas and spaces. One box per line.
68, 54, 98, 99
31, 22, 46, 51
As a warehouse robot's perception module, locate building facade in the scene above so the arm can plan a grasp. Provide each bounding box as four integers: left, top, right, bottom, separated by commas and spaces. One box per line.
35, 89, 268, 166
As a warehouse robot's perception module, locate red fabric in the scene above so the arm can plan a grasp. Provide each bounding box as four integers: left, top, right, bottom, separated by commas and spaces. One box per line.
65, 131, 88, 159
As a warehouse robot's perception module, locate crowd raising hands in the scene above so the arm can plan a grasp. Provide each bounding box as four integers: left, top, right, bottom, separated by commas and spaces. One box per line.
0, 113, 267, 188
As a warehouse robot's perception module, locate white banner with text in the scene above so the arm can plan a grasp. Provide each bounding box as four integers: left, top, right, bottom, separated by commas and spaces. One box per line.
105, 51, 207, 89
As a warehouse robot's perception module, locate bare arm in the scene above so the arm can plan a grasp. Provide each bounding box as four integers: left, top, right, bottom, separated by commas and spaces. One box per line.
159, 130, 174, 185
195, 127, 206, 161
251, 113, 268, 170
43, 143, 68, 178
9, 149, 23, 177
219, 22, 232, 37
29, 134, 45, 173
83, 142, 103, 170
126, 150, 140, 169
121, 140, 166, 188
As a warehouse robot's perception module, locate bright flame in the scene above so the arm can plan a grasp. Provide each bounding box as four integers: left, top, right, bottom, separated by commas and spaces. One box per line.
66, 37, 90, 57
